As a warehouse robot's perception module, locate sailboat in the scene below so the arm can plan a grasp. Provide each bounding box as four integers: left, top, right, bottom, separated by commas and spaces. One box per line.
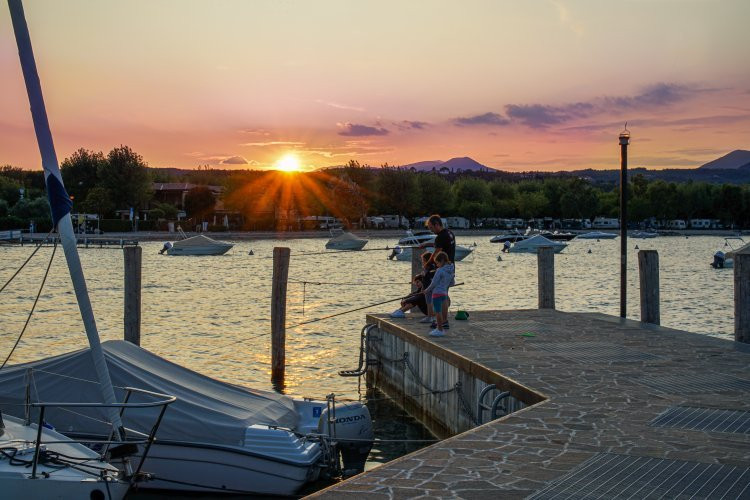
1, 1, 174, 497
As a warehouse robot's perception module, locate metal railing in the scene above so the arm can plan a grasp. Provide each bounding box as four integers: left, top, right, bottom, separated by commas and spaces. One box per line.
27, 386, 176, 481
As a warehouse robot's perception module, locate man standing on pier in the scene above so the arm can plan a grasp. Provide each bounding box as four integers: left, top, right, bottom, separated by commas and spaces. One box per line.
423, 215, 456, 326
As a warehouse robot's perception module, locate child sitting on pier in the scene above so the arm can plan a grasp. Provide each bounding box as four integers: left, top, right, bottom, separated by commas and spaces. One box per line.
422, 251, 455, 337
390, 275, 427, 318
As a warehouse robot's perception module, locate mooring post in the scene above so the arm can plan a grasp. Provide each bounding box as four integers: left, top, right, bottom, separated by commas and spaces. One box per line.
123, 246, 142, 346
537, 246, 555, 309
735, 249, 750, 343
638, 250, 660, 325
411, 247, 422, 293
271, 247, 290, 387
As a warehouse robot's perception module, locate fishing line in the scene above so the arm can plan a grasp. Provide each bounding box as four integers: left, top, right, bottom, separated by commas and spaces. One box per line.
0, 239, 57, 370
0, 228, 54, 294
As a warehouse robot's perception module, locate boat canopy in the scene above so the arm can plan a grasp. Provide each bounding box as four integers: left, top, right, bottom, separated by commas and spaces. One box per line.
173, 234, 228, 247
0, 341, 299, 446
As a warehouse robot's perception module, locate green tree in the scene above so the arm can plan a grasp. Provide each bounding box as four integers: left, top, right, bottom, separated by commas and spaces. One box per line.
0, 199, 8, 217
489, 181, 518, 217
376, 168, 420, 219
559, 179, 599, 219
0, 175, 23, 206
417, 174, 453, 215
517, 191, 549, 219
10, 197, 51, 221
60, 148, 105, 204
80, 187, 115, 218
151, 201, 179, 220
99, 146, 153, 210
452, 177, 492, 223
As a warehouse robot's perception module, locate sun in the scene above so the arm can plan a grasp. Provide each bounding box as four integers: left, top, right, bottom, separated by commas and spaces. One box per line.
275, 153, 301, 172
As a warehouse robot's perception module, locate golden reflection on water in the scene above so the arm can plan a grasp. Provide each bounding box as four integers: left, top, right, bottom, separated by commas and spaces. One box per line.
0, 235, 735, 399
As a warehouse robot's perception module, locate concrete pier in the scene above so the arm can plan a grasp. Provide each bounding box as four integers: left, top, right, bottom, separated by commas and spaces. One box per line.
310, 309, 750, 499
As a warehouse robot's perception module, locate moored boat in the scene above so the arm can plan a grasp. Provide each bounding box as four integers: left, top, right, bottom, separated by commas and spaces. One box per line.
575, 231, 618, 240
325, 229, 368, 250
509, 235, 567, 253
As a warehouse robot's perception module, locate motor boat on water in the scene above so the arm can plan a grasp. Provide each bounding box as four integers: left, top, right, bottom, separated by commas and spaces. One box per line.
711, 237, 749, 269
397, 230, 436, 246
490, 231, 528, 243
325, 229, 368, 250
509, 234, 567, 254
631, 230, 658, 238
575, 231, 618, 240
0, 341, 374, 496
160, 228, 233, 256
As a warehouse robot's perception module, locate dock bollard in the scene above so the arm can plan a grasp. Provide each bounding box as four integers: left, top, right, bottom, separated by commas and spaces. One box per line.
537, 246, 555, 309
638, 250, 660, 325
123, 246, 142, 346
735, 250, 750, 344
271, 247, 290, 388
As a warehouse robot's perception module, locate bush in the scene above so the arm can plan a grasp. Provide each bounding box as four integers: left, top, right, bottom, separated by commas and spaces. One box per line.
0, 215, 26, 230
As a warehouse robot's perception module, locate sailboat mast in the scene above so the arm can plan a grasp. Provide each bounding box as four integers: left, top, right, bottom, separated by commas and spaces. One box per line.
7, 0, 126, 440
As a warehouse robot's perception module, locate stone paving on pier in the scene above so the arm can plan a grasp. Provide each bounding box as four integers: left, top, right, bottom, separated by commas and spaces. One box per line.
309, 309, 750, 499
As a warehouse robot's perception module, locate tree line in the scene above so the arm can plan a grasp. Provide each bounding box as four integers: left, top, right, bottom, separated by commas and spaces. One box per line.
2, 151, 750, 231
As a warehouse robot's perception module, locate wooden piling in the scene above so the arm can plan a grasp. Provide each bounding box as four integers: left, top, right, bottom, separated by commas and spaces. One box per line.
735, 250, 750, 343
271, 247, 291, 386
411, 247, 423, 292
638, 250, 660, 325
537, 246, 555, 309
123, 246, 142, 346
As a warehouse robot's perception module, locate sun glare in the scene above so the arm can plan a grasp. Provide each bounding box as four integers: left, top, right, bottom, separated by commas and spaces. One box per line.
276, 153, 301, 172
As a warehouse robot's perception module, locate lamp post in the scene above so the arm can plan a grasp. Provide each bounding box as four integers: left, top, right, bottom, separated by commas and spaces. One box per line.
619, 124, 630, 318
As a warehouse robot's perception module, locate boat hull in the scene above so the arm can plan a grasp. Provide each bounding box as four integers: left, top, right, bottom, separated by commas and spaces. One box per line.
166, 244, 233, 255
509, 245, 566, 254
325, 240, 368, 250
391, 245, 473, 261
119, 441, 321, 495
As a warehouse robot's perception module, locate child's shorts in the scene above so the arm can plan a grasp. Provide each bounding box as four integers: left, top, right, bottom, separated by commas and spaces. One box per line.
432, 295, 448, 313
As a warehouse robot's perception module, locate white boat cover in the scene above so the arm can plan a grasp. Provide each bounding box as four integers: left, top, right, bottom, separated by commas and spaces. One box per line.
327, 232, 366, 244
173, 234, 230, 248
510, 234, 567, 253
0, 341, 299, 446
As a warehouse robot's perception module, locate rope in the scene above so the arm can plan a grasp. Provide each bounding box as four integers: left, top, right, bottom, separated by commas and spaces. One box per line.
0, 240, 57, 370
287, 295, 405, 328
0, 228, 54, 294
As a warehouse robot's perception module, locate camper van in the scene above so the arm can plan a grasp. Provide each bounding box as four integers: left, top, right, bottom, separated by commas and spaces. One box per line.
446, 217, 470, 229
592, 217, 619, 229
381, 215, 409, 229
667, 219, 686, 230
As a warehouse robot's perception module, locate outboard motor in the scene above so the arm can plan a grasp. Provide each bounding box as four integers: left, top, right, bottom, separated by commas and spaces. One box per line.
318, 401, 374, 475
711, 250, 725, 269
159, 241, 173, 255
388, 246, 400, 260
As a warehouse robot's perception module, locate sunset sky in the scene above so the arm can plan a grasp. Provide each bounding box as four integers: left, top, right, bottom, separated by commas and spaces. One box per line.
2, 0, 749, 172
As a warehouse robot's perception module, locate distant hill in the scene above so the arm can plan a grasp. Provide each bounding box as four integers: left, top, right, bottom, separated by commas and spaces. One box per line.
402, 156, 497, 172
699, 150, 750, 170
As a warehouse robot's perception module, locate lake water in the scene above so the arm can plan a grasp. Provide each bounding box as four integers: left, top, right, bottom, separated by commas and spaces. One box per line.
0, 234, 737, 399
0, 233, 738, 481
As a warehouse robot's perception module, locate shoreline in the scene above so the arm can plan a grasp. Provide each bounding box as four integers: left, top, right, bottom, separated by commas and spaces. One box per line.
17, 228, 750, 242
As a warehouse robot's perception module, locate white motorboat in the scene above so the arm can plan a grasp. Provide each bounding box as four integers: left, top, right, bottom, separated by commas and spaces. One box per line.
0, 341, 374, 496
509, 235, 567, 254
397, 230, 436, 246
490, 231, 528, 243
161, 232, 233, 256
325, 229, 368, 250
389, 243, 474, 261
631, 230, 658, 238
711, 237, 749, 269
575, 231, 618, 240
